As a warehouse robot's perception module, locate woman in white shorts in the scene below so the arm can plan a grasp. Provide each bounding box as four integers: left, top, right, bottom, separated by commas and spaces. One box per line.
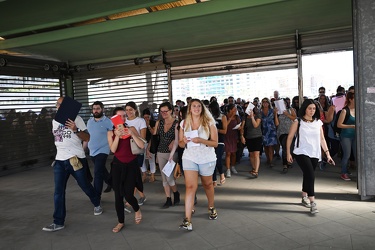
178, 99, 218, 231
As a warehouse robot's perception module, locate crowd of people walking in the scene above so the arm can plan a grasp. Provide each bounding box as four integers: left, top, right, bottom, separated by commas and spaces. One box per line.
40, 84, 355, 232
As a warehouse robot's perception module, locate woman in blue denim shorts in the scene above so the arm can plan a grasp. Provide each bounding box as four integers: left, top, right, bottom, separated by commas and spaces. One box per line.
178, 99, 218, 231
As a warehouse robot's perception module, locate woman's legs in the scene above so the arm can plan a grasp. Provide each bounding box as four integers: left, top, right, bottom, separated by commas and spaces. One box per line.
225, 151, 231, 170
213, 144, 225, 183
225, 151, 232, 177
279, 134, 289, 166
201, 175, 214, 208
249, 151, 260, 172
111, 163, 124, 224
294, 154, 319, 202
157, 152, 179, 207
340, 137, 354, 175
264, 146, 274, 166
183, 170, 199, 222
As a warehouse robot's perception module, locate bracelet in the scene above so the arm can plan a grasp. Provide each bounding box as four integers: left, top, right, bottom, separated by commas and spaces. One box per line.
325, 150, 329, 154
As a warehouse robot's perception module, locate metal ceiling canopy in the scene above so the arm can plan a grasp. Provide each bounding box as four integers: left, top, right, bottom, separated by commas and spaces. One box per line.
0, 0, 352, 66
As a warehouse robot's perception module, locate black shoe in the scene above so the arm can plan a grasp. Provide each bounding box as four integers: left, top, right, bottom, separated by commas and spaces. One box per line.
103, 185, 112, 193
173, 191, 180, 206
162, 197, 172, 209
281, 167, 288, 174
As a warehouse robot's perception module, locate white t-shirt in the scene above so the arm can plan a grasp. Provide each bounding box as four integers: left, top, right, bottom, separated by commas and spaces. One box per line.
293, 119, 323, 160
126, 117, 146, 134
181, 120, 217, 164
52, 115, 87, 160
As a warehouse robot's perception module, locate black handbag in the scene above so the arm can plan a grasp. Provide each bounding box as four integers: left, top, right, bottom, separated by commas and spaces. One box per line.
290, 118, 301, 156
149, 134, 160, 154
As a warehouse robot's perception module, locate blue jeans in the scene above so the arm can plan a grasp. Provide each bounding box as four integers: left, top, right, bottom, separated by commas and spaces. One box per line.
91, 153, 110, 198
53, 159, 100, 225
213, 143, 224, 182
340, 137, 356, 174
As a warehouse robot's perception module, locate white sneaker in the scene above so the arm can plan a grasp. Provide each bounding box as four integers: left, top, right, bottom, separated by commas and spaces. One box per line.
310, 202, 319, 214
226, 169, 231, 178
231, 166, 238, 174
301, 196, 311, 208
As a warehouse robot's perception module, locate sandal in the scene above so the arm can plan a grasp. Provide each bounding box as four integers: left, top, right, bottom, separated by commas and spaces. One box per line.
112, 223, 124, 233
135, 211, 142, 224
213, 181, 217, 187
249, 170, 258, 178
220, 177, 226, 185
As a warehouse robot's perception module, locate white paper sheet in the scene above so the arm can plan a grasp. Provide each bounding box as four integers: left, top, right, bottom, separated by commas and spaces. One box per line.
331, 95, 346, 113
232, 123, 241, 130
162, 160, 175, 177
274, 99, 286, 114
245, 102, 255, 115
185, 130, 200, 147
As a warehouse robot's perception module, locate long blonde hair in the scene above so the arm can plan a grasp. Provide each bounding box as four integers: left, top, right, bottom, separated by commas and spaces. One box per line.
184, 99, 215, 135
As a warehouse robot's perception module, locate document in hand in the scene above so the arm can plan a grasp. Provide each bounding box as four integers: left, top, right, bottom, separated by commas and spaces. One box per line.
232, 123, 241, 130
274, 99, 286, 114
162, 160, 176, 177
185, 130, 200, 147
332, 95, 345, 113
245, 102, 255, 115
54, 96, 82, 125
111, 115, 130, 139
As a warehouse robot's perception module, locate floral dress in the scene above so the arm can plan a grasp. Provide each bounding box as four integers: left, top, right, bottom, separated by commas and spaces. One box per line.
261, 109, 277, 146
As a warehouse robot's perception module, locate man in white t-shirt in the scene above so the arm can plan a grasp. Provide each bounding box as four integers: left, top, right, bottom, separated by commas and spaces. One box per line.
42, 97, 102, 232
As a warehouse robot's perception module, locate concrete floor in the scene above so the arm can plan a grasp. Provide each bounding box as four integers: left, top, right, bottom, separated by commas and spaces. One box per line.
1, 152, 375, 250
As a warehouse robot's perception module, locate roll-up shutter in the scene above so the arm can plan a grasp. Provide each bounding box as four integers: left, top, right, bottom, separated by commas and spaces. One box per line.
72, 62, 168, 122
166, 28, 353, 80
0, 75, 60, 176
301, 28, 353, 54
167, 35, 297, 80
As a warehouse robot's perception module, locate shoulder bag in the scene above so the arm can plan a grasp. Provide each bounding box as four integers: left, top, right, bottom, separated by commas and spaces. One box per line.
130, 136, 147, 155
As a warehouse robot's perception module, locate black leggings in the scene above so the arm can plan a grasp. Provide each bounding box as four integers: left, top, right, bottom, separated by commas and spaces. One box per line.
278, 134, 288, 166
294, 154, 319, 197
111, 157, 141, 223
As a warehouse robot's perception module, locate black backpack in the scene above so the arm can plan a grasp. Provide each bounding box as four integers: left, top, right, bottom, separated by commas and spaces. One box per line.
290, 118, 301, 155
332, 107, 350, 136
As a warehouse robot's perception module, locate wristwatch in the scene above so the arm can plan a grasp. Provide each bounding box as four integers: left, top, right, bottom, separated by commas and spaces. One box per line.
74, 128, 81, 134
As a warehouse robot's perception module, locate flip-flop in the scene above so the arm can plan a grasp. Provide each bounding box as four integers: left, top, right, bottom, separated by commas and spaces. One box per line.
112, 223, 124, 233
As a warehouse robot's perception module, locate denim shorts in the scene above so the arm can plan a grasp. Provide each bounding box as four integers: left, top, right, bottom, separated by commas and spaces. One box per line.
182, 159, 216, 176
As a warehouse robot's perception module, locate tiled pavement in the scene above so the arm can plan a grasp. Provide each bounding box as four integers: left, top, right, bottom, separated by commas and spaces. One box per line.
1, 152, 375, 250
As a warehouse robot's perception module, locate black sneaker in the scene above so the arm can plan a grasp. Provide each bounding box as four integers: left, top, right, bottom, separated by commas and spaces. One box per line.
179, 218, 192, 231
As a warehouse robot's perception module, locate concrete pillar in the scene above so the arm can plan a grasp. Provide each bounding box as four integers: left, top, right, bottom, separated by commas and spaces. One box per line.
353, 0, 375, 199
